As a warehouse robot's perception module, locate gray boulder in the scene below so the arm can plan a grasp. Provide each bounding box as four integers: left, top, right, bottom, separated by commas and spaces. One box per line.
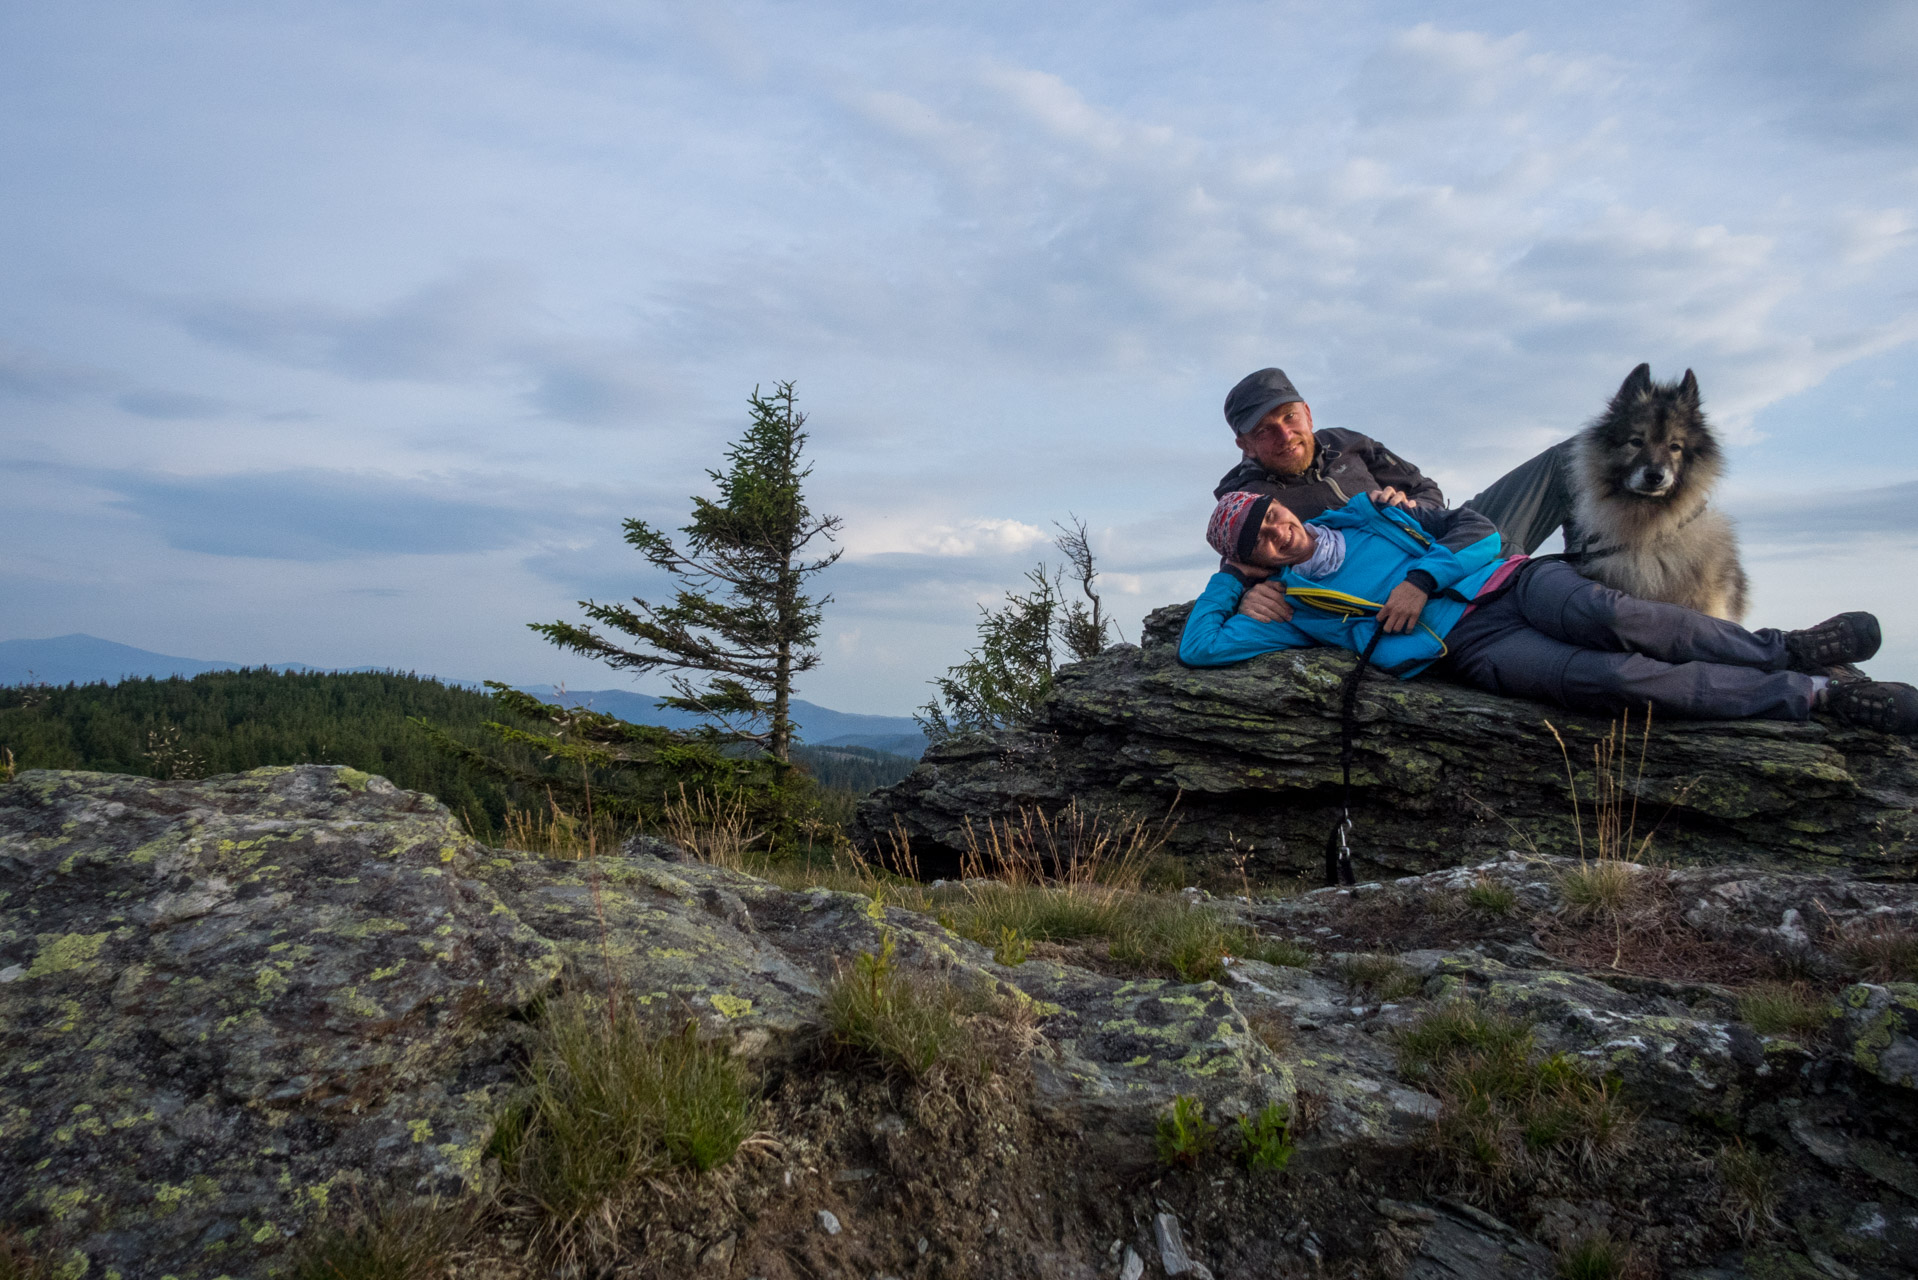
854, 606, 1918, 880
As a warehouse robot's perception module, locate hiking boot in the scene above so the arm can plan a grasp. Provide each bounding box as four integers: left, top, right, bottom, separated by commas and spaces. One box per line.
1820, 679, 1918, 735
1785, 612, 1881, 672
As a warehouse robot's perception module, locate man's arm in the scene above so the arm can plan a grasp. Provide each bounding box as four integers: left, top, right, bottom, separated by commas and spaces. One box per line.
1347, 432, 1445, 507
1179, 572, 1314, 667
1462, 439, 1577, 555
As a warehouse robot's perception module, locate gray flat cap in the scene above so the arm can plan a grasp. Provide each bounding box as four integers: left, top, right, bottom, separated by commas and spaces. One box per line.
1224, 368, 1304, 436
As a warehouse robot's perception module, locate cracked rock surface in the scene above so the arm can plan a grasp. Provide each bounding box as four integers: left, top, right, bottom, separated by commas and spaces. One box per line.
853, 608, 1918, 880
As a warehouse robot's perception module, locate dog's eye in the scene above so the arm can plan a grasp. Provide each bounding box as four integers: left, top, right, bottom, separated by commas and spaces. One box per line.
1669, 443, 1683, 454
1628, 437, 1644, 448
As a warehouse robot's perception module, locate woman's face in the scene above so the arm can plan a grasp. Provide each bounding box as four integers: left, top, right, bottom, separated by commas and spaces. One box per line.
1249, 501, 1318, 567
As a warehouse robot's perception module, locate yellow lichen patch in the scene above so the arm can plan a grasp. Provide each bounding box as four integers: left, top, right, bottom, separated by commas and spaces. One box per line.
25, 931, 112, 980
408, 1119, 433, 1143
335, 768, 372, 790
368, 961, 407, 982
710, 993, 753, 1018
40, 1184, 92, 1220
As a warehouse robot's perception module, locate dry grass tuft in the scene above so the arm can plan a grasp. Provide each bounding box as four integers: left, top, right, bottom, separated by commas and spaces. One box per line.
1465, 877, 1519, 917
285, 1199, 473, 1280
1339, 953, 1423, 1002
1555, 1234, 1635, 1280
1717, 1140, 1782, 1242
1840, 921, 1918, 983
0, 1231, 55, 1280
1398, 1001, 1632, 1191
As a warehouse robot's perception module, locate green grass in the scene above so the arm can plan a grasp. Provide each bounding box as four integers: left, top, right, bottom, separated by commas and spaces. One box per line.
1736, 983, 1832, 1037
1398, 1001, 1631, 1187
285, 1200, 469, 1280
932, 880, 1290, 983
1338, 953, 1423, 1002
1555, 1235, 1632, 1280
823, 933, 1019, 1082
495, 992, 758, 1247
1465, 878, 1519, 916
1155, 1095, 1216, 1168
1239, 935, 1315, 968
1235, 1102, 1294, 1173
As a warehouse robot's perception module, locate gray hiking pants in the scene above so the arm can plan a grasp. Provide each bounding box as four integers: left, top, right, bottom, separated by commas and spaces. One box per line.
1437, 560, 1816, 721
1463, 438, 1579, 555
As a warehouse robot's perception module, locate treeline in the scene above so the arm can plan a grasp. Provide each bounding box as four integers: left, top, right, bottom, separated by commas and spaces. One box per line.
0, 669, 916, 838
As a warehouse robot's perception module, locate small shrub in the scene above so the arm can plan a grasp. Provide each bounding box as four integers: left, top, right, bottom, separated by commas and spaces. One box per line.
1736, 982, 1832, 1038
1841, 923, 1918, 983
286, 1200, 468, 1280
499, 992, 758, 1246
825, 933, 1013, 1082
1555, 1234, 1632, 1280
1155, 1094, 1215, 1168
1339, 953, 1422, 1002
1466, 878, 1519, 917
992, 926, 1032, 966
1718, 1140, 1781, 1241
1234, 1102, 1294, 1173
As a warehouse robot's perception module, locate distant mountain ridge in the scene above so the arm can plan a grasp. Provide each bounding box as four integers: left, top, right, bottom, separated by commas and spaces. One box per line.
0, 634, 925, 756
516, 685, 925, 757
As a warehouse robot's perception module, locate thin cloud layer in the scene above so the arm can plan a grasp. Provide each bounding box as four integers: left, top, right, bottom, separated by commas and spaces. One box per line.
2, 0, 1914, 710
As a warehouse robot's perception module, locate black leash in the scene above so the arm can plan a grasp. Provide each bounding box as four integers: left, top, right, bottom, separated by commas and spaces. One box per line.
1325, 625, 1387, 887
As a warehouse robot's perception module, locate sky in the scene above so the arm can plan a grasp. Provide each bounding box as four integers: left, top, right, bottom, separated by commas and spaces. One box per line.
3, 0, 1916, 714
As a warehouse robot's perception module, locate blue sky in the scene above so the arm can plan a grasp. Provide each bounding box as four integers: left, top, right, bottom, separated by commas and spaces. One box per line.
3, 0, 1915, 713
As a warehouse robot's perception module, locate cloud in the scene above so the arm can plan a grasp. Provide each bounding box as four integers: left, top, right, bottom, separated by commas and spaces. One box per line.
115, 390, 228, 420
1730, 480, 1918, 549
844, 517, 1050, 558
105, 468, 547, 561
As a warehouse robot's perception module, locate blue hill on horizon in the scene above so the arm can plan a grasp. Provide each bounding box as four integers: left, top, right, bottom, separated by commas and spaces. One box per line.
0, 634, 925, 756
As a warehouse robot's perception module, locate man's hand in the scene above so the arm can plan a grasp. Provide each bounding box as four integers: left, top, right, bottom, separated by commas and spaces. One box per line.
1237, 581, 1293, 623
1374, 485, 1416, 509
1376, 580, 1429, 634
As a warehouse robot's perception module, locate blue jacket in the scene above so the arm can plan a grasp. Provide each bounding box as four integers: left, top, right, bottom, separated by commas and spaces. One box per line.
1178, 495, 1505, 677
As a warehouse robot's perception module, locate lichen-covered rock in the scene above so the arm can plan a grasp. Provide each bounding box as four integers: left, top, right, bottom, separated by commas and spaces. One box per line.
854, 617, 1918, 880
1839, 983, 1918, 1088
0, 769, 1292, 1274
0, 766, 560, 1279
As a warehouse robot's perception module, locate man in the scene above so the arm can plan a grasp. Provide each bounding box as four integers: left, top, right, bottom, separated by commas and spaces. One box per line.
1215, 366, 1575, 553
1178, 489, 1918, 732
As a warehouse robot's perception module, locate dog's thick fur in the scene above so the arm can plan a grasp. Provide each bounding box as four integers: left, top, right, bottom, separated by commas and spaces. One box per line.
1568, 363, 1749, 622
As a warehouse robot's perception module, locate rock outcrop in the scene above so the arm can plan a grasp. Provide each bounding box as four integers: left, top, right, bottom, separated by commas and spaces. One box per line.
5, 767, 1916, 1278
855, 603, 1918, 881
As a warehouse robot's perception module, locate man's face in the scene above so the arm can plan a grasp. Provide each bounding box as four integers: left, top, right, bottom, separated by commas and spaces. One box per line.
1240, 401, 1315, 476
1246, 501, 1317, 568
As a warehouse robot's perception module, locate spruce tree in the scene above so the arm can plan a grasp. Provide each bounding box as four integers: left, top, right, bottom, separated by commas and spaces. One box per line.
533, 383, 842, 766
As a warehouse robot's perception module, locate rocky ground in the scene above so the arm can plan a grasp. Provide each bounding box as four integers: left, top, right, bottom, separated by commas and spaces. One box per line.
854, 606, 1918, 883
2, 766, 1916, 1278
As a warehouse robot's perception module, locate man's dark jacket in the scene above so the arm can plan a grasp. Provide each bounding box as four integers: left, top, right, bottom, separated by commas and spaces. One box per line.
1213, 428, 1445, 521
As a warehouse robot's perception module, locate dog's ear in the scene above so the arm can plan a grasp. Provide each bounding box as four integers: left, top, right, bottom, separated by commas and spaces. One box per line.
1677, 369, 1699, 406
1615, 363, 1653, 404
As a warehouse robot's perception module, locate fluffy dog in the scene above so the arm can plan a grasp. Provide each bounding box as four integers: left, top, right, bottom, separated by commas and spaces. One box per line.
1567, 363, 1749, 622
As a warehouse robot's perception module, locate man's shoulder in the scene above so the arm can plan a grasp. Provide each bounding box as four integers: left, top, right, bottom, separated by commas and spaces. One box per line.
1214, 458, 1278, 498
1314, 426, 1383, 452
